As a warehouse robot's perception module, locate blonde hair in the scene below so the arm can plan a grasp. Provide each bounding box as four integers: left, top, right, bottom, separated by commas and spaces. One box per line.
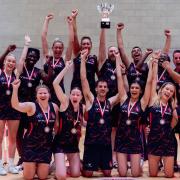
154, 82, 177, 109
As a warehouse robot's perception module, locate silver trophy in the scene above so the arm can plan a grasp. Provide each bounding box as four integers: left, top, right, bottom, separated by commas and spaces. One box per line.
97, 2, 114, 28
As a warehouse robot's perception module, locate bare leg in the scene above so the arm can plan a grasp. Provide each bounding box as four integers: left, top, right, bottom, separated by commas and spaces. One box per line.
148, 154, 161, 177
37, 163, 49, 179
7, 120, 19, 159
67, 153, 80, 177
55, 153, 66, 180
23, 162, 36, 180
163, 156, 174, 178
130, 153, 141, 177
116, 153, 127, 177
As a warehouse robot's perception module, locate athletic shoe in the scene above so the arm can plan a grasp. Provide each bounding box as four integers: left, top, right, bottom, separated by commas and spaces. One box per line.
8, 166, 19, 174
0, 166, 7, 176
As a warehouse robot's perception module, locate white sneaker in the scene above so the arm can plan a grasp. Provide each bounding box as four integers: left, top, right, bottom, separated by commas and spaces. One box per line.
8, 166, 19, 174
0, 166, 7, 176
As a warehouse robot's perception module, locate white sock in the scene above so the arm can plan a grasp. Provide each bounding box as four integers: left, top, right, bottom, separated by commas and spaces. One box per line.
8, 158, 14, 167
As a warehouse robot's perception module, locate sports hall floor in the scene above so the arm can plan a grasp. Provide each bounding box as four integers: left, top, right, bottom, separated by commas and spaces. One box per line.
1, 128, 180, 180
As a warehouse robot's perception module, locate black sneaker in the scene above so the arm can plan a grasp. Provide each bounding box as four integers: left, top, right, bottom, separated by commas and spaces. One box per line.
174, 164, 179, 172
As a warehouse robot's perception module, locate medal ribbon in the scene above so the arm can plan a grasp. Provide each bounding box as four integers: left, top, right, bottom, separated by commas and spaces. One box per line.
160, 102, 168, 119
52, 58, 60, 69
24, 65, 35, 81
157, 69, 166, 83
97, 98, 106, 118
4, 71, 12, 89
73, 107, 80, 127
127, 100, 137, 118
39, 103, 50, 126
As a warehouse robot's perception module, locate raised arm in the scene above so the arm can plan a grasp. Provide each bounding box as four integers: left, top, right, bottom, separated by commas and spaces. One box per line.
121, 63, 129, 92
114, 51, 127, 104
0, 44, 16, 68
116, 23, 131, 68
17, 35, 31, 75
71, 9, 81, 57
136, 48, 153, 71
98, 29, 106, 70
162, 61, 180, 83
163, 29, 171, 54
149, 51, 161, 106
40, 56, 54, 83
41, 13, 54, 60
64, 16, 74, 62
140, 57, 153, 111
53, 61, 73, 108
80, 49, 94, 105
11, 79, 34, 114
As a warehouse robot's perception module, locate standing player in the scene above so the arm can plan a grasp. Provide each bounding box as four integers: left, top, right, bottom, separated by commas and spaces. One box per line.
42, 13, 74, 104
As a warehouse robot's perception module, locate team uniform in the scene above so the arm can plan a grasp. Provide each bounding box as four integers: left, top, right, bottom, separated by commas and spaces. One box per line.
98, 59, 120, 127
19, 66, 41, 102
44, 57, 65, 104
17, 66, 42, 160
156, 66, 173, 91
23, 102, 56, 164
0, 71, 20, 120
115, 98, 143, 154
127, 62, 148, 89
147, 104, 175, 156
53, 102, 83, 153
71, 54, 98, 96
83, 98, 113, 171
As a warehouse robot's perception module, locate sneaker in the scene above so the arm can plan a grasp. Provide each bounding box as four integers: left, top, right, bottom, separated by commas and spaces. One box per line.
49, 161, 55, 174
8, 166, 19, 174
113, 161, 118, 169
0, 166, 7, 176
15, 164, 23, 171
16, 158, 23, 166
174, 164, 179, 172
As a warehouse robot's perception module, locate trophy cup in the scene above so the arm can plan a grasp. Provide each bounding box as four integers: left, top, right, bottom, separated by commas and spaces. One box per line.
97, 2, 114, 28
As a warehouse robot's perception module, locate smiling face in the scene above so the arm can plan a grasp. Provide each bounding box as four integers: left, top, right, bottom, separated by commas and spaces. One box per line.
4, 55, 16, 72
130, 83, 141, 99
96, 81, 109, 98
36, 87, 50, 103
173, 52, 180, 69
70, 88, 82, 106
81, 37, 92, 54
160, 83, 175, 102
52, 41, 64, 59
108, 46, 118, 61
131, 47, 142, 64
26, 50, 39, 67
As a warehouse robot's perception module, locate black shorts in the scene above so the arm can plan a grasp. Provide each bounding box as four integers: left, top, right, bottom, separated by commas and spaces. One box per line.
83, 144, 112, 171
